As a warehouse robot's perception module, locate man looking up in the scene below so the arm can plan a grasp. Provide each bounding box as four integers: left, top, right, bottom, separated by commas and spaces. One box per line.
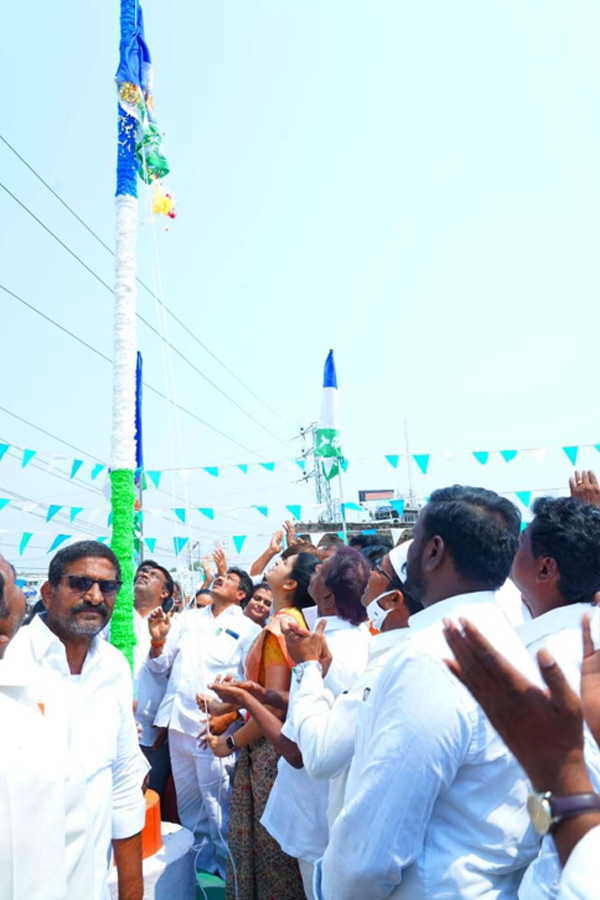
132, 559, 174, 803
509, 497, 600, 900
147, 566, 261, 878
315, 486, 541, 900
8, 541, 148, 900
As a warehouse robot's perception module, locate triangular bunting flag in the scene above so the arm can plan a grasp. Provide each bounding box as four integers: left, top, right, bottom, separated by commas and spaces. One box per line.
385, 455, 399, 469
500, 450, 518, 463
21, 501, 38, 514
173, 537, 189, 555
70, 508, 84, 523
175, 508, 187, 523
203, 467, 219, 478
473, 452, 489, 466
144, 537, 157, 554
595, 445, 600, 456
322, 459, 338, 480
530, 448, 546, 465
232, 535, 246, 554
341, 458, 348, 472
337, 532, 345, 541
0, 499, 9, 513
107, 512, 113, 527
146, 470, 162, 489
46, 505, 62, 522
260, 462, 275, 472
19, 533, 33, 555
237, 464, 248, 474
515, 491, 531, 508
198, 508, 215, 520
96, 536, 108, 544
253, 506, 269, 517
0, 444, 9, 463
22, 449, 36, 468
70, 459, 84, 479
48, 535, 71, 553
390, 499, 406, 516
91, 463, 104, 481
295, 460, 307, 471
563, 446, 579, 466
413, 454, 430, 475
286, 505, 302, 521
342, 502, 362, 512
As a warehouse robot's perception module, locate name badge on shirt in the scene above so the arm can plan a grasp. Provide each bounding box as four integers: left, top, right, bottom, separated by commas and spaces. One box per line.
215, 627, 240, 641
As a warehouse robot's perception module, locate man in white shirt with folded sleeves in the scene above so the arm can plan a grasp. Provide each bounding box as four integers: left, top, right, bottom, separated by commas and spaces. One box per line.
315, 486, 541, 900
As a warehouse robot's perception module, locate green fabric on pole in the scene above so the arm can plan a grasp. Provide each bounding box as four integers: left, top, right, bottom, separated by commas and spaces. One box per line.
109, 468, 136, 672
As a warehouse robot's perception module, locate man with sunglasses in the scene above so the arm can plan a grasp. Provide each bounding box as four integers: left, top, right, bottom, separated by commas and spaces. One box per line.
8, 540, 148, 900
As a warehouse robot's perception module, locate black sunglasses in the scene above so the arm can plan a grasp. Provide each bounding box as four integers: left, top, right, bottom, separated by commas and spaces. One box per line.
372, 561, 403, 590
59, 574, 122, 598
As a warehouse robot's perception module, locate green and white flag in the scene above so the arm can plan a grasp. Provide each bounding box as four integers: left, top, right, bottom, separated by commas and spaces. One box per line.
316, 350, 343, 480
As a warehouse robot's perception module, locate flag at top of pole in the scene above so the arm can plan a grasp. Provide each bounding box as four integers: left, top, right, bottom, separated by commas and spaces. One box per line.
316, 350, 344, 480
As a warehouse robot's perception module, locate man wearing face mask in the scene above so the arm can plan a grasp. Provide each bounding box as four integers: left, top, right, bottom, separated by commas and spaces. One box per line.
281, 541, 421, 831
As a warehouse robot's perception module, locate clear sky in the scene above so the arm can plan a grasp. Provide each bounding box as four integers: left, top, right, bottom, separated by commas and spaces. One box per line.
2, 0, 600, 575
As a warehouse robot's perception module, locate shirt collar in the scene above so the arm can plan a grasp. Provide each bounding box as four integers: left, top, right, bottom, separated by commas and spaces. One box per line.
369, 626, 410, 660
409, 591, 498, 635
518, 602, 593, 646
27, 611, 100, 669
314, 615, 359, 633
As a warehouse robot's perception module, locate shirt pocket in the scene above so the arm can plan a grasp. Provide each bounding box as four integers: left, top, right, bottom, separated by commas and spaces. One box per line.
204, 629, 241, 669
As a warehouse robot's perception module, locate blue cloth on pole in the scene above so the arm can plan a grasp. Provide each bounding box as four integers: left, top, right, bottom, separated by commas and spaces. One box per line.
116, 2, 151, 91
135, 351, 144, 470
323, 350, 338, 389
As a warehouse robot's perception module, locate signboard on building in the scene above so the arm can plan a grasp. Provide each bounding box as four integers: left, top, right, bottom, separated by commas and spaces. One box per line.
358, 489, 395, 503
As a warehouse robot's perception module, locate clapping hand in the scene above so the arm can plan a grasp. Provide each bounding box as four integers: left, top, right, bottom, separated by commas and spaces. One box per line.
569, 471, 600, 508
282, 618, 331, 672
269, 530, 284, 556
213, 547, 227, 576
148, 607, 171, 641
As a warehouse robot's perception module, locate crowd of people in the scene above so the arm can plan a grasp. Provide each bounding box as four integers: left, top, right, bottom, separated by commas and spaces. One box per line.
2, 473, 600, 899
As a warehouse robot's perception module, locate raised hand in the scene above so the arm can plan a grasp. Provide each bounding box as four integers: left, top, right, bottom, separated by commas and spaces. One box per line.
569, 470, 600, 508
283, 520, 298, 548
213, 547, 227, 576
282, 618, 327, 665
269, 530, 284, 555
201, 554, 215, 584
148, 607, 171, 641
581, 613, 600, 747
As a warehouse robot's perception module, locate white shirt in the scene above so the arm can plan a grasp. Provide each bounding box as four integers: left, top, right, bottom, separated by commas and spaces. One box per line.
261, 616, 370, 864
0, 657, 94, 900
149, 603, 261, 734
518, 604, 600, 900
557, 823, 600, 900
291, 627, 411, 827
314, 591, 541, 900
496, 577, 531, 627
8, 614, 148, 900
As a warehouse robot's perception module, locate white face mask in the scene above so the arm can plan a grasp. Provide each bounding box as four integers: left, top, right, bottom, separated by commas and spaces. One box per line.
367, 590, 396, 633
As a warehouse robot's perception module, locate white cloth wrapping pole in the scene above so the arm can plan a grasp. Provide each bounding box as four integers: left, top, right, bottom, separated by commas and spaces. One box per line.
112, 194, 138, 471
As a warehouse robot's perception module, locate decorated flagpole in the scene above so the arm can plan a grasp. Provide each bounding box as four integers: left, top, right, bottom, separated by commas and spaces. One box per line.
315, 350, 348, 544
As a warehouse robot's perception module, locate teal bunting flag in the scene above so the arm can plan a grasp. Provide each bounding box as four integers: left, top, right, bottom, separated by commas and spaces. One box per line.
173, 537, 189, 555
46, 505, 62, 522
204, 467, 219, 478
237, 464, 248, 474
232, 535, 246, 554
22, 449, 36, 468
48, 535, 70, 553
0, 444, 9, 463
500, 450, 518, 463
385, 455, 399, 469
473, 452, 489, 466
198, 508, 215, 520
342, 502, 362, 512
253, 506, 269, 517
413, 454, 430, 475
260, 463, 275, 472
175, 508, 186, 523
70, 460, 84, 479
146, 470, 161, 489
520, 521, 528, 533
107, 511, 113, 527
19, 532, 33, 555
70, 508, 84, 522
595, 445, 600, 455
515, 491, 531, 508
337, 532, 345, 541
390, 499, 406, 516
97, 536, 108, 544
91, 463, 104, 481
286, 505, 302, 520
0, 499, 8, 513
145, 537, 157, 554
563, 446, 578, 466
341, 458, 348, 472
295, 460, 307, 471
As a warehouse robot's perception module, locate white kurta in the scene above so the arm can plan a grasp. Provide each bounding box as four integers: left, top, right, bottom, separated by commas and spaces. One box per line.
518, 604, 600, 900
0, 657, 94, 900
556, 824, 600, 900
314, 591, 542, 900
7, 615, 148, 900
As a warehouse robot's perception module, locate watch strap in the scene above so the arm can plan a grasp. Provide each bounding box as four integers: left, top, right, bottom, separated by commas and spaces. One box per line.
226, 734, 237, 752
549, 792, 600, 831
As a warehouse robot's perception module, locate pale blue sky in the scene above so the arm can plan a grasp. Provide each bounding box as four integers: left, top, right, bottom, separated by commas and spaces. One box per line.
2, 1, 600, 572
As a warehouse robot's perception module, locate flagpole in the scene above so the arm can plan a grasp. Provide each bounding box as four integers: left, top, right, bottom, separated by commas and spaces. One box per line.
337, 462, 348, 545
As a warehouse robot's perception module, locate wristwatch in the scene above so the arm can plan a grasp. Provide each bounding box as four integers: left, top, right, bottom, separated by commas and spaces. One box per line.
293, 660, 323, 685
226, 734, 237, 752
527, 791, 600, 835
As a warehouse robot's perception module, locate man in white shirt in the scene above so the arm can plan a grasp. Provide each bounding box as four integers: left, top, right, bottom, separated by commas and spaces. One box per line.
315, 485, 541, 900
147, 566, 261, 877
509, 496, 600, 900
8, 540, 148, 900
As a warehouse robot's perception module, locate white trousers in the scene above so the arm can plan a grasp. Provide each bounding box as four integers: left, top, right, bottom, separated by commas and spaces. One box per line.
169, 729, 236, 879
299, 859, 316, 900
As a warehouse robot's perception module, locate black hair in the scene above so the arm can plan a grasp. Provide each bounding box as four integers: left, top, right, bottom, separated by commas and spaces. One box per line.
323, 546, 369, 625
288, 551, 320, 610
136, 559, 175, 599
0, 570, 6, 618
529, 497, 600, 605
227, 567, 253, 603
251, 581, 272, 597
350, 533, 393, 552
195, 588, 212, 598
48, 540, 121, 586
423, 486, 521, 590
360, 543, 395, 566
